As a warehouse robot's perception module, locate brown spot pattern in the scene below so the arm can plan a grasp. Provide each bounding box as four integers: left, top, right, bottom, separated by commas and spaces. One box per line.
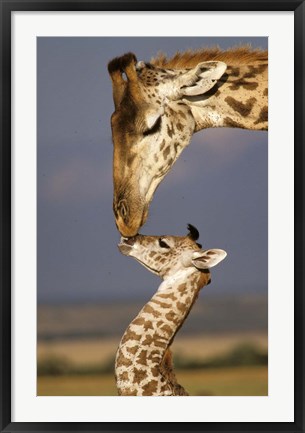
121, 330, 141, 345
126, 346, 138, 355
254, 106, 268, 124
151, 299, 171, 309
176, 301, 185, 312
132, 317, 154, 330
178, 110, 187, 120
118, 371, 129, 381
224, 117, 244, 129
144, 321, 153, 331
157, 292, 177, 301
228, 66, 240, 77
151, 366, 160, 377
116, 352, 132, 367
122, 387, 137, 396
142, 380, 158, 395
143, 332, 167, 348
160, 139, 166, 151
177, 283, 187, 293
142, 334, 154, 346
133, 368, 148, 384
243, 66, 257, 79
150, 350, 161, 363
136, 350, 148, 365
225, 96, 256, 117
165, 311, 180, 325
163, 146, 171, 160
167, 124, 174, 138
143, 304, 161, 317
160, 323, 173, 335
154, 338, 167, 348
257, 63, 268, 73
176, 122, 184, 132
229, 80, 259, 91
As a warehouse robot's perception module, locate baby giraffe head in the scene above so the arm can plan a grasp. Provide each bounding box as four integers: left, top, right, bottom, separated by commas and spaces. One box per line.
118, 224, 227, 280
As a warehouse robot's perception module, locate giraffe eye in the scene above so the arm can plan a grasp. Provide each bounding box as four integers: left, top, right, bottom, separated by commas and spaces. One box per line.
159, 238, 170, 249
143, 116, 162, 136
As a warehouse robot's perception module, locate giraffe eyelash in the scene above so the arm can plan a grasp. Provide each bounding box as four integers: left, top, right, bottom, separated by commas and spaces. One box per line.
143, 116, 162, 136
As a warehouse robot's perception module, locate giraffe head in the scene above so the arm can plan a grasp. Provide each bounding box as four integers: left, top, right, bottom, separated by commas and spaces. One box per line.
108, 53, 227, 237
118, 224, 227, 279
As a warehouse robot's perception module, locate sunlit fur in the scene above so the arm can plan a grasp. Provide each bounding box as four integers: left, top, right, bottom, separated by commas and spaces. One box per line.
109, 46, 268, 236
115, 226, 227, 395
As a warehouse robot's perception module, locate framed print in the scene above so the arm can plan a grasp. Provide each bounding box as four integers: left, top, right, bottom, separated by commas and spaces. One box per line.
0, 1, 304, 432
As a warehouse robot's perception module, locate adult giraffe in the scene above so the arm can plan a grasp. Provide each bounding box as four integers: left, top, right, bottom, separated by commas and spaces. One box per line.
108, 46, 268, 237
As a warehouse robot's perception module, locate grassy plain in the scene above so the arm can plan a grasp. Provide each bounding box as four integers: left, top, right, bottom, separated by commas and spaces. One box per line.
37, 332, 268, 396
37, 298, 268, 396
38, 332, 268, 368
37, 366, 268, 396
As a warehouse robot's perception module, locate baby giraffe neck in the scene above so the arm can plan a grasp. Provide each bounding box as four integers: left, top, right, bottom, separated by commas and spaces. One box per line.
115, 269, 210, 396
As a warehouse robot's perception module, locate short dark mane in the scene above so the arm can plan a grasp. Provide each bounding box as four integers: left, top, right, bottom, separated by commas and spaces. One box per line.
151, 45, 268, 68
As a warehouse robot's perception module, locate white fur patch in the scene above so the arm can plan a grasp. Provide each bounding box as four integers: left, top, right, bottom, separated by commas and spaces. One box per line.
158, 268, 196, 292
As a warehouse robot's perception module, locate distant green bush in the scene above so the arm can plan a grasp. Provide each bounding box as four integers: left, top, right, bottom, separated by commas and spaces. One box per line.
174, 343, 267, 370
38, 343, 267, 376
37, 356, 115, 376
37, 356, 71, 376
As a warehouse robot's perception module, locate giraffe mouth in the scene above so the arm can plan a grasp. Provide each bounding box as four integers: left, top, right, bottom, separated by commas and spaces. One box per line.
118, 237, 161, 275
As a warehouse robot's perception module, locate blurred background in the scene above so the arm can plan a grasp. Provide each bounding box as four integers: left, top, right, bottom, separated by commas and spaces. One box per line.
37, 36, 268, 396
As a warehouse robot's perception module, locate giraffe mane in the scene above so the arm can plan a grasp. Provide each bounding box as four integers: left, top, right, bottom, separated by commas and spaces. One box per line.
150, 45, 268, 68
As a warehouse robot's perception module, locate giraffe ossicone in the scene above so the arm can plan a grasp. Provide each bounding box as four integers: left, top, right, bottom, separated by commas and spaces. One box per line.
108, 47, 268, 237
115, 224, 227, 396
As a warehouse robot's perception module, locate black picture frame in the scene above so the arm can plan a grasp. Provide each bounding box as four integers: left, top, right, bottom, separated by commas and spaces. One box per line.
0, 1, 304, 432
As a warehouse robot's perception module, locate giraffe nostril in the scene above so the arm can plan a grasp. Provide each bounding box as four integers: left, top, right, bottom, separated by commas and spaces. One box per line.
118, 200, 128, 220
123, 236, 137, 246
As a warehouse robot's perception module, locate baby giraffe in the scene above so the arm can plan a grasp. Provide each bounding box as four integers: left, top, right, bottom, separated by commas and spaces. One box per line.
115, 224, 227, 396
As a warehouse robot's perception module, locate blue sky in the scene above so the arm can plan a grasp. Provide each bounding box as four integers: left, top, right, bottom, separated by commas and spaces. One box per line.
37, 37, 268, 303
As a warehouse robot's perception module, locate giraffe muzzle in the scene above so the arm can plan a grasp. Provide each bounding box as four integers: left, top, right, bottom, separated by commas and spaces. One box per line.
117, 236, 137, 255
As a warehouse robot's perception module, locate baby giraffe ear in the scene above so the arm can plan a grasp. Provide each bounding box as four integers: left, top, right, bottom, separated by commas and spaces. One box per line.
192, 249, 227, 269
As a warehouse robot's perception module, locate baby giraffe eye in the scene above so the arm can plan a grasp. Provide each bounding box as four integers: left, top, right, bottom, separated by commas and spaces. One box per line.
158, 238, 170, 249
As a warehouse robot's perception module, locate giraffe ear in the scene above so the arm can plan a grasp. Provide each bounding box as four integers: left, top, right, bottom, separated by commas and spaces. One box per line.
191, 249, 227, 269
174, 61, 227, 98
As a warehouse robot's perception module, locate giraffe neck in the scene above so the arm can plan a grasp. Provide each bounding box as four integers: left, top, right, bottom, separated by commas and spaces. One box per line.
115, 269, 210, 396
186, 62, 268, 132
